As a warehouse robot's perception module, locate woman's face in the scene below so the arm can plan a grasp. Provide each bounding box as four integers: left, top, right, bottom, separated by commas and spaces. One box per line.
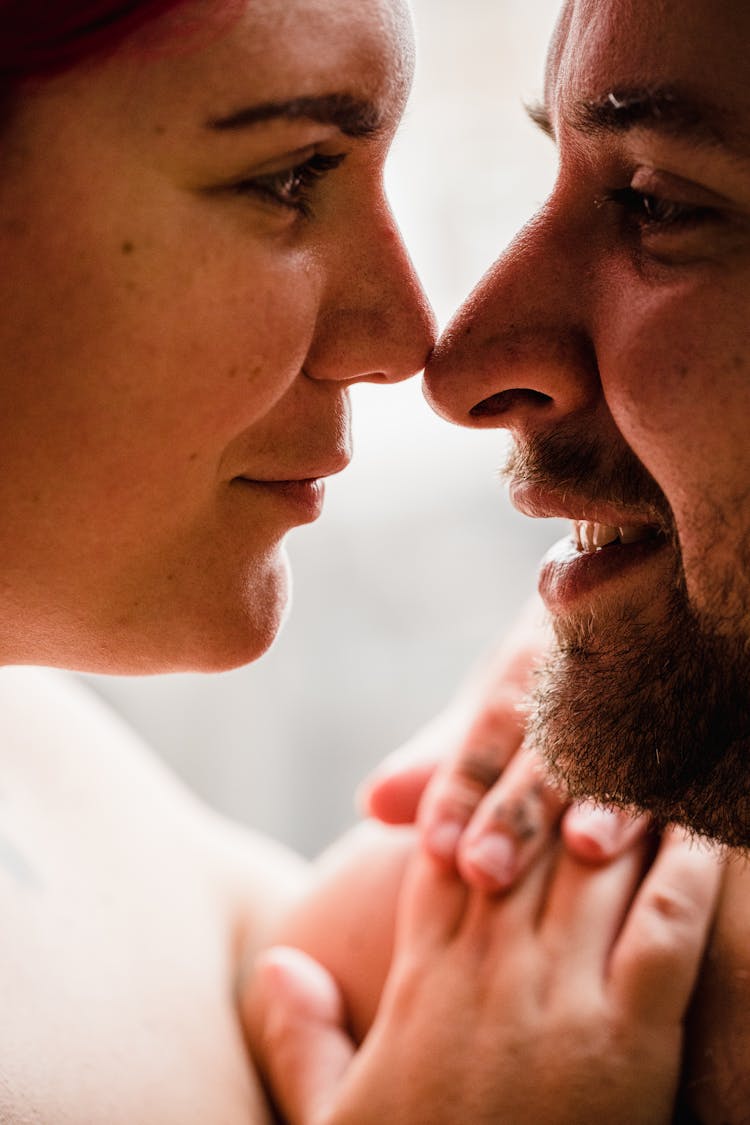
0, 0, 434, 672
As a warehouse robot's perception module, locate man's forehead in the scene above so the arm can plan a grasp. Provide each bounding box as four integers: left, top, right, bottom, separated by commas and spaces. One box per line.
544, 0, 750, 141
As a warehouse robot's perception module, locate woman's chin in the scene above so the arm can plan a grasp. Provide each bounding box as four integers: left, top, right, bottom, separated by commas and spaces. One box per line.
122, 558, 293, 675
12, 553, 293, 677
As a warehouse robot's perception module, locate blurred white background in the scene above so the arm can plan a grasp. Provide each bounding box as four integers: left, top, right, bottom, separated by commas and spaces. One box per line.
86, 0, 566, 857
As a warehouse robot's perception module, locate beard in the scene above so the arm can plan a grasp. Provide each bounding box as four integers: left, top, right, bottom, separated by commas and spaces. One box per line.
507, 424, 750, 849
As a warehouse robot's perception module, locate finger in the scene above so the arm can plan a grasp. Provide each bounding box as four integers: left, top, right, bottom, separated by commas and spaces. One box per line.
562, 800, 650, 863
609, 828, 723, 1025
362, 602, 547, 839
460, 835, 560, 950
357, 755, 436, 824
455, 743, 566, 892
249, 947, 354, 1125
418, 696, 527, 868
357, 708, 470, 825
395, 849, 472, 953
537, 843, 649, 980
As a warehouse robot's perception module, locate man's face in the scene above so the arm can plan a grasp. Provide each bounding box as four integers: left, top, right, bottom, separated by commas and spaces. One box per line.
425, 0, 750, 845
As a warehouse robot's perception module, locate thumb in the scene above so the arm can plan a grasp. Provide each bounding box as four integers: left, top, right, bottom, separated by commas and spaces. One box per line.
357, 753, 436, 823
251, 946, 355, 1125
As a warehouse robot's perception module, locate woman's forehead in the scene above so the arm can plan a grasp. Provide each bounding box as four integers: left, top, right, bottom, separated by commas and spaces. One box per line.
63, 0, 416, 142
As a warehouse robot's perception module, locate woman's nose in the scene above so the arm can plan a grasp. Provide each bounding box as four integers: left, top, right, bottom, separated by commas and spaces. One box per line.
424, 212, 599, 441
306, 201, 437, 385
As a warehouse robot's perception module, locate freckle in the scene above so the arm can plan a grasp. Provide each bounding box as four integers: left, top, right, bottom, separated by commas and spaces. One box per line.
733, 354, 745, 370
121, 240, 135, 254
188, 451, 198, 462
227, 366, 239, 379
153, 124, 166, 136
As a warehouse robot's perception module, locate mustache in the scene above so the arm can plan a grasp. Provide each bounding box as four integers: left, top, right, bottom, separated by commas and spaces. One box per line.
502, 426, 674, 531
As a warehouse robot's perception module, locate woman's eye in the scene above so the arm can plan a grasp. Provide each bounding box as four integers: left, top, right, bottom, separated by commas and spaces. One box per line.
230, 153, 346, 218
603, 186, 713, 234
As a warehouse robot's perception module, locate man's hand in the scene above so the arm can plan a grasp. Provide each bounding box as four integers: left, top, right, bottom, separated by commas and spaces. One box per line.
360, 599, 645, 890
248, 829, 722, 1125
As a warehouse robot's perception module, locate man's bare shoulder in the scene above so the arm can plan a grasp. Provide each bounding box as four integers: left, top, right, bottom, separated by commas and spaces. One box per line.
684, 852, 750, 1124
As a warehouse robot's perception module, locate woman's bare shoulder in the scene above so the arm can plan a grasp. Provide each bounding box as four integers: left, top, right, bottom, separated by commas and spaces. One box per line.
0, 666, 196, 805
259, 820, 416, 1040
0, 665, 310, 942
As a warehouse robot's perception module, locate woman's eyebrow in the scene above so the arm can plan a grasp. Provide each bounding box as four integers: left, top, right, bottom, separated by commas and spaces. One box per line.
205, 93, 384, 138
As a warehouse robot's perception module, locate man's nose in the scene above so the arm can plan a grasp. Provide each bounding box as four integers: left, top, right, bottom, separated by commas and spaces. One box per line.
424, 211, 599, 440
306, 202, 437, 386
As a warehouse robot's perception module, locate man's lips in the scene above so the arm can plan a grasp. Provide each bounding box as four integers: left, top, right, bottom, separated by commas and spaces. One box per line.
509, 481, 661, 532
509, 481, 668, 612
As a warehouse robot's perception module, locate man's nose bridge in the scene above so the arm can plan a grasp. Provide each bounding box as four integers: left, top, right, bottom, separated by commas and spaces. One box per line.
426, 206, 598, 424
483, 204, 589, 356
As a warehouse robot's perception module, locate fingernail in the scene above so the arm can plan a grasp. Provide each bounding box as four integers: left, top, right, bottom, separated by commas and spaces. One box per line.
567, 804, 628, 857
425, 819, 463, 861
462, 833, 518, 887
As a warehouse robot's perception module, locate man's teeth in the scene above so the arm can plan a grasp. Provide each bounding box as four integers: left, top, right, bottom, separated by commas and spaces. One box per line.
572, 520, 653, 553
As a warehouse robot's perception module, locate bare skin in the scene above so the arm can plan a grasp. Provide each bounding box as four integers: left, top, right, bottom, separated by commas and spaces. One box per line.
258, 820, 750, 1124
0, 665, 733, 1124
0, 668, 305, 1123
0, 1, 741, 1120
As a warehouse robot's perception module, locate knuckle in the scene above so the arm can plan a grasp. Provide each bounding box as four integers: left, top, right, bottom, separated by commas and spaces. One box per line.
631, 885, 705, 963
453, 750, 504, 793
467, 696, 523, 742
424, 786, 476, 823
483, 794, 544, 842
645, 884, 697, 927
422, 776, 492, 827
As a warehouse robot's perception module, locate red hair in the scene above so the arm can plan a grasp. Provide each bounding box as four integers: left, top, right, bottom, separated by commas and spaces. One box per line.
0, 0, 200, 78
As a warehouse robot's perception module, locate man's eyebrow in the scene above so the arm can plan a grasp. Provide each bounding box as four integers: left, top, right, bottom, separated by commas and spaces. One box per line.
571, 87, 747, 152
525, 87, 750, 155
205, 93, 384, 138
525, 99, 554, 140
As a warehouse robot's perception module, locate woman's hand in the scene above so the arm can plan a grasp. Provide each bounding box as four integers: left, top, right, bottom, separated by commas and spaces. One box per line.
361, 599, 645, 890
249, 828, 722, 1125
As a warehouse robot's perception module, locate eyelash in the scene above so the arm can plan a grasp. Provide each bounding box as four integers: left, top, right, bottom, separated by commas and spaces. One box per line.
602, 187, 713, 233
230, 152, 347, 218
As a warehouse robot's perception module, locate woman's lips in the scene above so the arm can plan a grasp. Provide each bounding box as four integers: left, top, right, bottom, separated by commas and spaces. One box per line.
235, 477, 326, 521
539, 529, 667, 613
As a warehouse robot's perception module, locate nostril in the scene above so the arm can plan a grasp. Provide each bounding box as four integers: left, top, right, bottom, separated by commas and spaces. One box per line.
469, 388, 553, 418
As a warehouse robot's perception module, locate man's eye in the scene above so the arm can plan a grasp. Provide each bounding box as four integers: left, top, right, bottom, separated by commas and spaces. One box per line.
602, 187, 713, 233
229, 153, 346, 218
